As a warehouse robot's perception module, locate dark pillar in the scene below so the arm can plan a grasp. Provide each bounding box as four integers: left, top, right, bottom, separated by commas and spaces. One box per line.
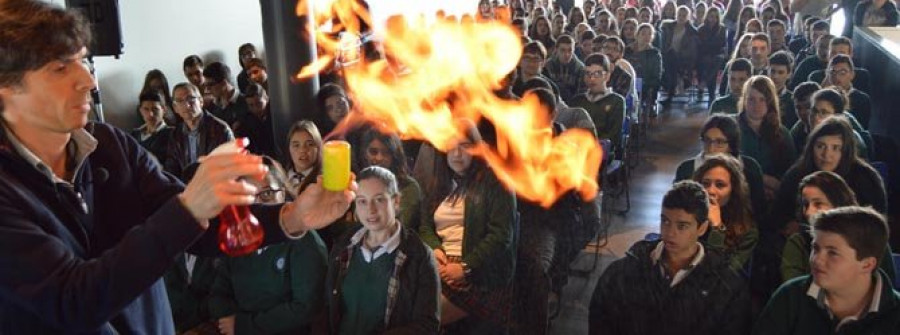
259, 0, 319, 154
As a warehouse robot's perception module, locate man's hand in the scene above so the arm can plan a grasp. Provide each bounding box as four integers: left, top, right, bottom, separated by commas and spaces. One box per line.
179, 154, 267, 225
281, 175, 357, 235
217, 315, 236, 335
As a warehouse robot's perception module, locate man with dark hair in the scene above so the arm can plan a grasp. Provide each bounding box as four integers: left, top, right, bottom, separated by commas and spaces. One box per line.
789, 81, 821, 150
182, 54, 214, 109
0, 1, 354, 333
589, 181, 752, 335
807, 37, 872, 95
710, 58, 752, 115
202, 62, 249, 127
513, 41, 561, 98
769, 51, 797, 127
790, 33, 832, 90
233, 83, 277, 158
164, 83, 235, 179
244, 57, 269, 91
766, 19, 790, 53
570, 54, 626, 154
601, 36, 635, 98
130, 91, 172, 162
754, 206, 900, 334
749, 33, 771, 75
577, 30, 597, 60
793, 20, 830, 70
544, 34, 586, 103
821, 54, 873, 128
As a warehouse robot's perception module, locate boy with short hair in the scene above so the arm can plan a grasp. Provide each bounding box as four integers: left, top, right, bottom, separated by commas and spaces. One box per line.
569, 54, 626, 153
753, 206, 900, 334
769, 51, 796, 127
544, 34, 586, 103
709, 58, 752, 115
589, 181, 751, 335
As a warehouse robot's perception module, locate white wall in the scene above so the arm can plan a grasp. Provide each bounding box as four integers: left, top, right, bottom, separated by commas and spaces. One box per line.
85, 0, 264, 128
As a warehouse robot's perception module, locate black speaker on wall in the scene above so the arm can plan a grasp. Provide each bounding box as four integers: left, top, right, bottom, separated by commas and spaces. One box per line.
66, 0, 124, 57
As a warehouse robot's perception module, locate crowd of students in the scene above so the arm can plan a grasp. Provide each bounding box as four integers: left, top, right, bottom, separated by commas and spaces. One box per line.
120, 0, 900, 334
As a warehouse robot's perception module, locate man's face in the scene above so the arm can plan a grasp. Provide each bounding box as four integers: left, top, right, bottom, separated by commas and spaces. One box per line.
139, 101, 165, 126
810, 29, 827, 48
246, 93, 269, 117
584, 64, 608, 93
184, 64, 204, 87
676, 8, 690, 24
794, 95, 812, 127
751, 39, 770, 63
172, 86, 203, 121
558, 42, 575, 64
816, 37, 832, 60
768, 64, 790, 91
810, 231, 874, 292
660, 207, 708, 257
601, 41, 622, 62
828, 62, 855, 90
0, 47, 95, 134
519, 52, 544, 78
768, 25, 786, 47
248, 65, 268, 85
728, 70, 750, 96
203, 77, 229, 100
580, 39, 593, 54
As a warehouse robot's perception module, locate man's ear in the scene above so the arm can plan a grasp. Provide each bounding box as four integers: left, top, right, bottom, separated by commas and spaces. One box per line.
393, 193, 401, 211
859, 256, 877, 274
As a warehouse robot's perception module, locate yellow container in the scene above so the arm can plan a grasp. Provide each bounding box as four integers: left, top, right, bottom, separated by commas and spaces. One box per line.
322, 140, 352, 191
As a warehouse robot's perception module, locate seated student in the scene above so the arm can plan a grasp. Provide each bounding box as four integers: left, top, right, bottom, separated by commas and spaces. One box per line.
737, 76, 797, 203
768, 51, 797, 128
624, 23, 663, 115
324, 166, 440, 334
807, 37, 872, 96
780, 171, 896, 283
418, 124, 518, 333
570, 53, 627, 156
589, 181, 752, 335
716, 33, 753, 98
208, 156, 328, 335
772, 116, 887, 233
788, 82, 821, 151
710, 58, 752, 115
130, 91, 172, 163
576, 29, 598, 61
692, 155, 760, 273
244, 58, 269, 91
789, 33, 832, 91
791, 19, 828, 65
820, 55, 873, 129
543, 34, 586, 104
513, 41, 561, 99
808, 88, 871, 159
675, 115, 767, 217
357, 130, 423, 231
753, 206, 900, 334
601, 36, 636, 99
232, 83, 277, 158
203, 62, 250, 128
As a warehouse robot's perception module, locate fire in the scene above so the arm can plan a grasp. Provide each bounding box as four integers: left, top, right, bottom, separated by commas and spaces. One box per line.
296, 0, 603, 207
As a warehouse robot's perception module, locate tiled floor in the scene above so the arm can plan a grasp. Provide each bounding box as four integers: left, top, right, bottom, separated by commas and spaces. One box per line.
550, 99, 711, 334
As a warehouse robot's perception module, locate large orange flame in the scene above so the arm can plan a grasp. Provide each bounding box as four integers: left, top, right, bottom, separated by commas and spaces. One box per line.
297, 0, 602, 207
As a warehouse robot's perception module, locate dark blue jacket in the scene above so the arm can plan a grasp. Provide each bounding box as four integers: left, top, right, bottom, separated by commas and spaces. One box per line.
0, 123, 286, 334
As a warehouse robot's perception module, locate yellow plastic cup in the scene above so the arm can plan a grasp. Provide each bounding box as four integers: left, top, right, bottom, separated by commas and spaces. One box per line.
322, 140, 351, 191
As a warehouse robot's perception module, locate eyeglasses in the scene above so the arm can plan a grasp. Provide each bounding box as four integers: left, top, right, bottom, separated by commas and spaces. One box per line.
701, 137, 729, 147
829, 68, 851, 76
585, 70, 606, 78
173, 96, 200, 106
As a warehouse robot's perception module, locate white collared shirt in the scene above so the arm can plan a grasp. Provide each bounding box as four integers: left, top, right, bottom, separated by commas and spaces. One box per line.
2, 122, 98, 185
350, 223, 402, 263
807, 274, 883, 331
650, 241, 706, 287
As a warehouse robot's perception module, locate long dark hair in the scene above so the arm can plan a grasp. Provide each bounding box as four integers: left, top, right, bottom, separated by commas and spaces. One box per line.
425, 122, 488, 215
798, 170, 858, 219
793, 115, 860, 176
359, 129, 411, 181
140, 69, 173, 108
701, 114, 742, 157
692, 154, 754, 249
